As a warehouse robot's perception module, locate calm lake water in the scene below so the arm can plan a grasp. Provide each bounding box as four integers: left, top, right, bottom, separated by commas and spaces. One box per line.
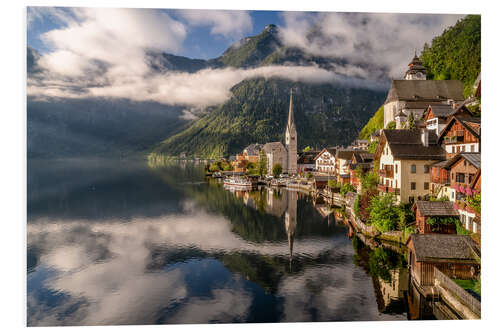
27, 158, 422, 326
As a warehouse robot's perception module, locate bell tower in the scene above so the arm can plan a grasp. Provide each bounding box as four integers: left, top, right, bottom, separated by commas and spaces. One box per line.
285, 89, 297, 174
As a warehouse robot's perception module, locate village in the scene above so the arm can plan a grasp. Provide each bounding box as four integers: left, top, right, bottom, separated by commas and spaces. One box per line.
206, 52, 482, 319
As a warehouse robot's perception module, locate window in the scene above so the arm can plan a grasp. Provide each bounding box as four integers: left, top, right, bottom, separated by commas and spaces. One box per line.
395, 164, 398, 173
395, 180, 398, 188
409, 196, 415, 204
471, 145, 475, 152
424, 182, 429, 190
452, 146, 456, 153
468, 174, 474, 184
411, 182, 416, 190
424, 165, 429, 173
452, 191, 455, 199
456, 173, 466, 183
411, 165, 416, 173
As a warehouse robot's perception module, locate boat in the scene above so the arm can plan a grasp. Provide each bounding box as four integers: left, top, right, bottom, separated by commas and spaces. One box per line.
223, 176, 253, 188
212, 172, 223, 178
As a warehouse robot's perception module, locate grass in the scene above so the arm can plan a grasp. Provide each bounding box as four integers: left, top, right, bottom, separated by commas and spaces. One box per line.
453, 278, 481, 296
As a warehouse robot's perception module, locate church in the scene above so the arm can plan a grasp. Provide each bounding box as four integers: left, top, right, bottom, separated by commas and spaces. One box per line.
262, 89, 298, 175
384, 52, 465, 129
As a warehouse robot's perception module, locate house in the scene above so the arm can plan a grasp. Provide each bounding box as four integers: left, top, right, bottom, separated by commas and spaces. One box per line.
314, 148, 336, 174
430, 158, 455, 199
349, 152, 374, 192
370, 129, 381, 143
375, 129, 446, 204
241, 143, 263, 163
383, 53, 464, 127
312, 175, 330, 191
351, 139, 369, 150
262, 142, 288, 176
297, 150, 320, 174
438, 115, 481, 157
407, 234, 480, 287
412, 201, 459, 234
447, 153, 481, 234
423, 102, 472, 135
336, 149, 360, 184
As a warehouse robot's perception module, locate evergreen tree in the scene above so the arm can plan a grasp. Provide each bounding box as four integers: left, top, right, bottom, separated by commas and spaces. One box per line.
407, 113, 416, 130
257, 150, 268, 176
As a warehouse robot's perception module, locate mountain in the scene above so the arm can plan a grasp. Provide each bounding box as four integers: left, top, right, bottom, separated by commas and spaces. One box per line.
151, 78, 385, 159
150, 25, 387, 159
358, 14, 481, 139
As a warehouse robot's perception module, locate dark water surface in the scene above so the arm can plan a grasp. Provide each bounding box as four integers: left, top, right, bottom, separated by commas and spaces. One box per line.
27, 158, 413, 326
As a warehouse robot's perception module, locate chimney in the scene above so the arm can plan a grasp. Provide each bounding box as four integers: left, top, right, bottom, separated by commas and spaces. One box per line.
421, 128, 429, 147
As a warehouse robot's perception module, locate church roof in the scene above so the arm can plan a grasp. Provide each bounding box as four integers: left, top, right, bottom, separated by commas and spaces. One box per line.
263, 141, 286, 152
287, 88, 296, 130
384, 80, 464, 104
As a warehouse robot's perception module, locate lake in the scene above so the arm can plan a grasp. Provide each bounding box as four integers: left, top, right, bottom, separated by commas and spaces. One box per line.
27, 158, 424, 326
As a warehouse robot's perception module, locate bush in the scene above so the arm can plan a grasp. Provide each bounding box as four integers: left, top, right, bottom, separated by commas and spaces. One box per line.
340, 183, 356, 197
306, 172, 313, 180
386, 121, 396, 129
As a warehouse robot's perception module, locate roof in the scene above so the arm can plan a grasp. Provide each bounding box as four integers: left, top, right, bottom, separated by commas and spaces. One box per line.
297, 151, 320, 164
378, 129, 446, 161
438, 116, 481, 144
407, 234, 480, 262
413, 201, 459, 217
459, 153, 481, 169
313, 147, 337, 161
385, 80, 464, 104
431, 158, 456, 169
336, 149, 360, 160
263, 142, 285, 153
243, 143, 263, 156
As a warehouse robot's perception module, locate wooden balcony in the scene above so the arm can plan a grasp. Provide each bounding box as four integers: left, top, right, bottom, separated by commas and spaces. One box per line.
378, 184, 400, 195
432, 175, 450, 185
378, 166, 394, 178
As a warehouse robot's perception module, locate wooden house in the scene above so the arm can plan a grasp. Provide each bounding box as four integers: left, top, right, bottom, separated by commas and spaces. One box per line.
423, 102, 472, 136
438, 115, 481, 157
348, 151, 374, 192
312, 175, 330, 191
407, 234, 480, 287
449, 153, 480, 201
297, 150, 319, 174
412, 201, 459, 234
336, 149, 361, 184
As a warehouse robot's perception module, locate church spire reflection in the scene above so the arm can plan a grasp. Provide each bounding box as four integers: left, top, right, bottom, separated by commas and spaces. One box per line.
285, 190, 297, 271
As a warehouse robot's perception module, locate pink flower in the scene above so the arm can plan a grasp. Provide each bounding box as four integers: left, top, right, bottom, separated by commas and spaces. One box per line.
472, 190, 478, 195
452, 183, 459, 191
459, 185, 465, 193
465, 187, 473, 196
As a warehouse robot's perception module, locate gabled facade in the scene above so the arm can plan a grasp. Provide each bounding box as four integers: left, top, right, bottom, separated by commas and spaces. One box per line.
349, 152, 374, 192
412, 201, 459, 234
424, 103, 472, 135
375, 129, 446, 204
297, 150, 319, 174
263, 142, 287, 176
438, 116, 481, 157
336, 150, 360, 184
314, 148, 336, 174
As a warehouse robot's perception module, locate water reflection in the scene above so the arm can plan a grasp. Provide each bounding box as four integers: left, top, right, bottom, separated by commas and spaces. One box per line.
28, 159, 414, 326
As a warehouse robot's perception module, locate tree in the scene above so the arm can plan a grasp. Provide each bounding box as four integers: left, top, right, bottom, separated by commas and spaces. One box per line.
272, 163, 283, 178
360, 170, 379, 193
303, 146, 311, 152
306, 172, 313, 180
407, 113, 416, 129
257, 150, 268, 176
368, 140, 378, 154
369, 194, 400, 232
328, 179, 338, 189
386, 121, 396, 130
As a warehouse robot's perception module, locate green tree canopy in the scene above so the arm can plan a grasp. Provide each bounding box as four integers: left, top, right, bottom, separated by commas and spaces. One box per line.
272, 163, 283, 178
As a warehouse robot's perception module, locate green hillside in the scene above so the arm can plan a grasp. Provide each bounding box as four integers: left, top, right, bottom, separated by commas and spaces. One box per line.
421, 15, 481, 97
151, 78, 385, 159
358, 105, 384, 140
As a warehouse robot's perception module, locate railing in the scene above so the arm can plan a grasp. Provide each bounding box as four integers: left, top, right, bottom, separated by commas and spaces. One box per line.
432, 175, 450, 184
434, 267, 481, 317
378, 184, 400, 195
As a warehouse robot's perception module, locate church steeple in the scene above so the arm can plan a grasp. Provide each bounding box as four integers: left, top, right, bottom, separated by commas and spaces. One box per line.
404, 50, 427, 80
285, 88, 297, 174
287, 88, 295, 131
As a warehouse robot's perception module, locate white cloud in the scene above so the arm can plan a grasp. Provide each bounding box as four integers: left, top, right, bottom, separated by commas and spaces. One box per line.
176, 9, 253, 39
278, 12, 465, 78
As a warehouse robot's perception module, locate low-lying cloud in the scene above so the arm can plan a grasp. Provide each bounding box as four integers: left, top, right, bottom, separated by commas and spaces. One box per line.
278, 12, 465, 78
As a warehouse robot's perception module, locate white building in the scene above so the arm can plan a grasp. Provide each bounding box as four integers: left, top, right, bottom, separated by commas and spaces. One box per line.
313, 148, 336, 174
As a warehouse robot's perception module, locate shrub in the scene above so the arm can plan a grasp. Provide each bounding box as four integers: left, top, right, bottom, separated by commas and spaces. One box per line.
272, 163, 283, 178
369, 194, 399, 232
340, 183, 356, 197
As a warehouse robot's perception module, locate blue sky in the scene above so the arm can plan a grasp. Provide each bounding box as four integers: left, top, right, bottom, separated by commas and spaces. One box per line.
28, 8, 285, 59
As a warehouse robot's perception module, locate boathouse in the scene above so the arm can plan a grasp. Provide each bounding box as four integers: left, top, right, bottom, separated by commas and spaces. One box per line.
407, 234, 480, 287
